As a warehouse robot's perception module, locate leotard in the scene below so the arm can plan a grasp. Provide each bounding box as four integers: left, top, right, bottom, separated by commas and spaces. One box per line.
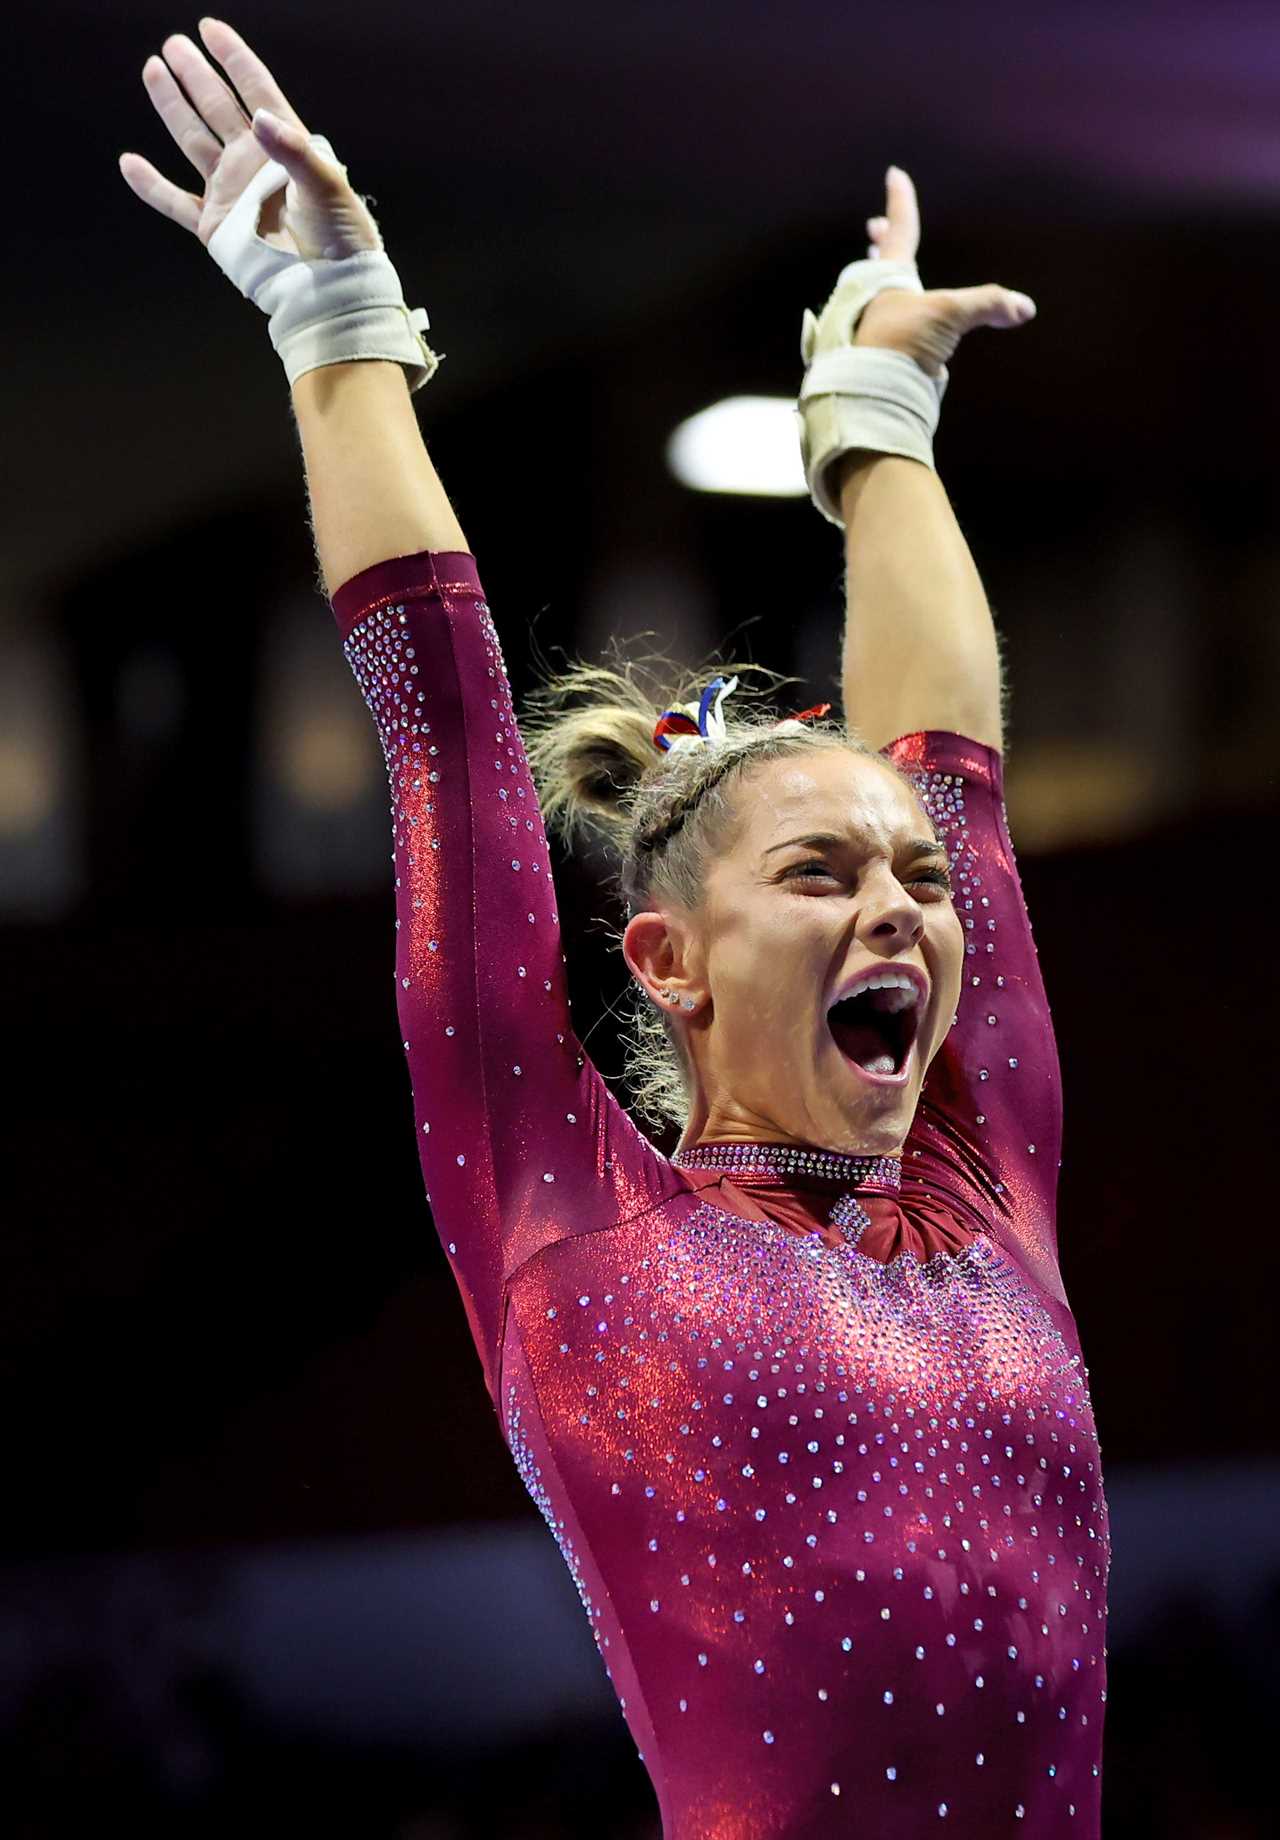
331, 548, 1110, 1836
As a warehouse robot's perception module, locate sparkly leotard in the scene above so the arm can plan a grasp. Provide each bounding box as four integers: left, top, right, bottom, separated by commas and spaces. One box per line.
332, 549, 1110, 1837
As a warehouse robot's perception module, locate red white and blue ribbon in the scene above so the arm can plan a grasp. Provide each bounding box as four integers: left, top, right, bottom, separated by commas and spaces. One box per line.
652, 674, 739, 754
652, 674, 831, 755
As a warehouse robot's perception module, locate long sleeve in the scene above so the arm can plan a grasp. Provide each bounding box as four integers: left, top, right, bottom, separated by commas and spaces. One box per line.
330, 551, 678, 1407
884, 730, 1067, 1303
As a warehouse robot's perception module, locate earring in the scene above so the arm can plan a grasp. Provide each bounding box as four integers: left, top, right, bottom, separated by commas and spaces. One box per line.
656, 987, 698, 1011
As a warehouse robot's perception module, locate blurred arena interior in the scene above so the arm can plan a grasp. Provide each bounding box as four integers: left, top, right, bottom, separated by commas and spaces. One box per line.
3, 3, 1279, 1833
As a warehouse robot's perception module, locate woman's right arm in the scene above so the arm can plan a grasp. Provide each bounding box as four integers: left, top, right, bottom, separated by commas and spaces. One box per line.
121, 20, 679, 1410
290, 360, 467, 592
284, 274, 681, 1413
323, 529, 679, 1407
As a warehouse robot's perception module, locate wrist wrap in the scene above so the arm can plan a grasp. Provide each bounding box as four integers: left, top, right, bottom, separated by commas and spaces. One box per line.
796, 256, 947, 526
206, 135, 441, 393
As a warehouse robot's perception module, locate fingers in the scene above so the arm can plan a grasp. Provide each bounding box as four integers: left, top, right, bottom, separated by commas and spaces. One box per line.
942, 282, 1037, 330
867, 165, 920, 266
250, 108, 316, 170
122, 20, 312, 240
141, 48, 225, 181
156, 31, 249, 149
118, 149, 203, 236
197, 18, 309, 132
250, 109, 343, 191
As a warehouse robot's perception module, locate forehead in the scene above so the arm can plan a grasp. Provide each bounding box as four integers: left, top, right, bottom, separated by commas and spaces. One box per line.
738, 749, 930, 849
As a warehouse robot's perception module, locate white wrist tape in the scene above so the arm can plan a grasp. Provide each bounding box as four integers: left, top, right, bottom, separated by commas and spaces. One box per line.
206, 135, 442, 393
796, 256, 948, 527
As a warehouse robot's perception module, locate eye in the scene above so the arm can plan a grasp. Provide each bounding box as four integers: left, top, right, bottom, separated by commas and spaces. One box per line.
782, 859, 838, 881
781, 860, 952, 893
912, 868, 953, 894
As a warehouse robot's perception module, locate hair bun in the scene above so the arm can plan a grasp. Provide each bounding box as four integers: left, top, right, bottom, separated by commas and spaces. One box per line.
522, 669, 660, 849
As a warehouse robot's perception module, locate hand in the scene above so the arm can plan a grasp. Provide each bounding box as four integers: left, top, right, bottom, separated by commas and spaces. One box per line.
855, 167, 1036, 378
118, 17, 381, 260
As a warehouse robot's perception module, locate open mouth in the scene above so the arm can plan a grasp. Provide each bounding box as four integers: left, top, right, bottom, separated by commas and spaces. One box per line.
827, 986, 920, 1084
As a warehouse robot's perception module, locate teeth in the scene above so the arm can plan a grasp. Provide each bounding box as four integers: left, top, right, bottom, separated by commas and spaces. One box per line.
867, 985, 915, 1014
834, 973, 920, 1012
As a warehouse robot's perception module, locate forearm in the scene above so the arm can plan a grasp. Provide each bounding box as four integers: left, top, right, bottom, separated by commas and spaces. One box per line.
838, 454, 1004, 755
291, 361, 469, 599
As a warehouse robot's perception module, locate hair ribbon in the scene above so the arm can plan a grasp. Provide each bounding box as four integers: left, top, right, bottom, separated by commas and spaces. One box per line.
652, 675, 831, 755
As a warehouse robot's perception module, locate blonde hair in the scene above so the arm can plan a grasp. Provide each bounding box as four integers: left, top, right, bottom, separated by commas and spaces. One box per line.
521, 635, 919, 1135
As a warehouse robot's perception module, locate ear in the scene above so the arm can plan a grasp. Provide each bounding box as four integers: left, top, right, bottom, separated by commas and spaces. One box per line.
623, 909, 702, 1012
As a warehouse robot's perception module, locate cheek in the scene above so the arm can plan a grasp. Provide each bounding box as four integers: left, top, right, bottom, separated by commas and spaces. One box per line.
709, 896, 828, 1019
935, 905, 966, 993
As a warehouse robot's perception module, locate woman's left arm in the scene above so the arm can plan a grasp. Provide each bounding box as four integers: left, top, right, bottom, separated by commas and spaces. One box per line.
833, 168, 1034, 754
824, 177, 1069, 1292
839, 452, 1004, 753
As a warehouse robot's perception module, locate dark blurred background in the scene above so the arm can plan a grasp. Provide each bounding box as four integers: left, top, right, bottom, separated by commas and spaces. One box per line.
3, 2, 1279, 1834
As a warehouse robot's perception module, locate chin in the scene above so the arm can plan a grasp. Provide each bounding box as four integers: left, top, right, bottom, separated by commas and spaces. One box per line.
820, 1040, 921, 1151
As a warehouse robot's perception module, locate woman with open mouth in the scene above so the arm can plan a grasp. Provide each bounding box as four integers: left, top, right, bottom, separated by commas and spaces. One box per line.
122, 21, 1109, 1835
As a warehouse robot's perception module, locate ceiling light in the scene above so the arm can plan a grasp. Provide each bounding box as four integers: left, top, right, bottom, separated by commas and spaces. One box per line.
666, 395, 807, 497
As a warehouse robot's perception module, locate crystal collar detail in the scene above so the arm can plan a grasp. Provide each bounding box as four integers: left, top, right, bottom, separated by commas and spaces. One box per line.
671, 1141, 901, 1191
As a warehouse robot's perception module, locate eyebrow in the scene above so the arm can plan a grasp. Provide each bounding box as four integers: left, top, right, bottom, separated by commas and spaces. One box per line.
761, 831, 948, 862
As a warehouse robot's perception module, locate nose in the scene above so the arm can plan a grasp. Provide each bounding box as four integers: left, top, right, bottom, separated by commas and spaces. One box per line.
857, 870, 925, 947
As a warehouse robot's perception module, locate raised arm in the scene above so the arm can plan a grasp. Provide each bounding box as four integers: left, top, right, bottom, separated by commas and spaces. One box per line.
838, 454, 1003, 751
833, 168, 1035, 753
120, 18, 677, 1407
292, 361, 467, 592
803, 175, 1066, 1296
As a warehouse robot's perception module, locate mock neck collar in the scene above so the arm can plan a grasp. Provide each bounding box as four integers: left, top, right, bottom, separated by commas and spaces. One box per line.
670, 1140, 901, 1192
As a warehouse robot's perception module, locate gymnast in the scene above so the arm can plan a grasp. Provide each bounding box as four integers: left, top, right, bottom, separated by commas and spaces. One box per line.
121, 19, 1109, 1834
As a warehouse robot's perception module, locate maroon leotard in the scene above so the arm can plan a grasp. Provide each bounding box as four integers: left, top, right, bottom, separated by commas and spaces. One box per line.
331, 548, 1109, 1837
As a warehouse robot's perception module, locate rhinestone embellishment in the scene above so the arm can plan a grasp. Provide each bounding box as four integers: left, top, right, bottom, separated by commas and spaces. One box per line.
671, 1140, 902, 1190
